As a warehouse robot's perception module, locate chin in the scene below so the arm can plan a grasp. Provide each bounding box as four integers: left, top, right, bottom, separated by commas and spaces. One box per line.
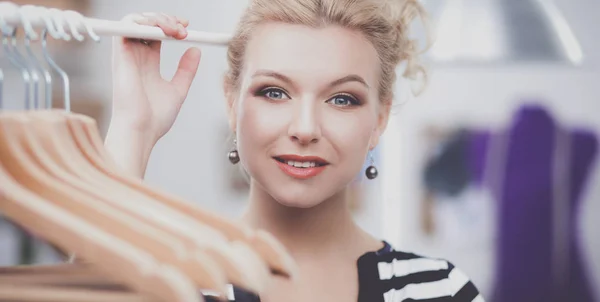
263, 178, 337, 209
247, 160, 356, 209
253, 179, 335, 209
272, 192, 325, 209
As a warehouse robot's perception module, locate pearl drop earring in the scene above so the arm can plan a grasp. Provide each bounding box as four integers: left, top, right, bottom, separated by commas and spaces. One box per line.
228, 138, 240, 164
365, 151, 378, 179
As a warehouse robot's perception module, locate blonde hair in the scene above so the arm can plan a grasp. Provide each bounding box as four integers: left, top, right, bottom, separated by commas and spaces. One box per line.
224, 0, 431, 103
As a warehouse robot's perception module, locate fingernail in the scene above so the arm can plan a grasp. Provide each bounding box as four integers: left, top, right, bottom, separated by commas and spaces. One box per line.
178, 23, 186, 35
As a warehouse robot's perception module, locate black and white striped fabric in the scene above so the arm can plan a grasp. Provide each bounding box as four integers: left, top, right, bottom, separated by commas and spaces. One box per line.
204, 241, 484, 302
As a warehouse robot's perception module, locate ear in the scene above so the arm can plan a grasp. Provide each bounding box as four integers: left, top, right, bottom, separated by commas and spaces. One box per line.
369, 100, 392, 150
223, 74, 238, 132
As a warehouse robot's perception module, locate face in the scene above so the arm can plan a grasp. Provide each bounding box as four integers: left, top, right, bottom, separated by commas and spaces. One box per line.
228, 22, 389, 208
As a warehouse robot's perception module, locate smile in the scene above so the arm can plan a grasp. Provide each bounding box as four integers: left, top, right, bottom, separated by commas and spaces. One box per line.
273, 155, 329, 179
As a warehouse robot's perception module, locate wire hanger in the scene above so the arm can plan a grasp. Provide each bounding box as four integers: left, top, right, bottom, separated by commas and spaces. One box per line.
1, 17, 32, 109
19, 5, 51, 110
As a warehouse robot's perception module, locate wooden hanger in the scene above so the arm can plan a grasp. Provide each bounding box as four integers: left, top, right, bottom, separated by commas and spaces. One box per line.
0, 284, 157, 302
21, 110, 272, 293
34, 10, 294, 280
0, 112, 229, 296
62, 111, 297, 279
0, 159, 201, 301
0, 264, 123, 289
16, 110, 268, 294
0, 264, 157, 302
69, 113, 120, 171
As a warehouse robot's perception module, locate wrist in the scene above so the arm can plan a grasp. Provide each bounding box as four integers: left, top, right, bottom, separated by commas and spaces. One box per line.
105, 118, 157, 179
108, 114, 157, 138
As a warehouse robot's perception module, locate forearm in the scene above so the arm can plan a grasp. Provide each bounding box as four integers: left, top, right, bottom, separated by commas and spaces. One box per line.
104, 120, 156, 179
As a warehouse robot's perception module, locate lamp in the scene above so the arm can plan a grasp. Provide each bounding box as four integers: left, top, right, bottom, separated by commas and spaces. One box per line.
418, 0, 583, 65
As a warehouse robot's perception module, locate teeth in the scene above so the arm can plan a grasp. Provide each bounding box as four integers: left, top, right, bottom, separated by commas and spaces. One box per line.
285, 161, 318, 168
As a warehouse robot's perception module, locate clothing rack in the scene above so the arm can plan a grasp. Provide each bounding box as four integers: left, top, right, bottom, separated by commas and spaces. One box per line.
0, 2, 297, 302
0, 1, 231, 45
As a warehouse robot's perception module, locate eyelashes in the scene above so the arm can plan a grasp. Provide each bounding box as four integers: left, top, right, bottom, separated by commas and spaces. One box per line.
253, 86, 363, 107
255, 87, 290, 100
327, 93, 361, 107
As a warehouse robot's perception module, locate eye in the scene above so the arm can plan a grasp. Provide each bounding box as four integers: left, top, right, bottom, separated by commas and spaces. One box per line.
327, 94, 360, 107
256, 87, 290, 100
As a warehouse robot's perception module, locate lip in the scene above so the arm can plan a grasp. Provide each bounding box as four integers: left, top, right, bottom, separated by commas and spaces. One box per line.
272, 154, 329, 180
274, 154, 329, 165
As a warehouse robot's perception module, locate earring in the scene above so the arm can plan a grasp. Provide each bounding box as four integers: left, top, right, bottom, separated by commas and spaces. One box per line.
365, 151, 378, 179
228, 138, 240, 164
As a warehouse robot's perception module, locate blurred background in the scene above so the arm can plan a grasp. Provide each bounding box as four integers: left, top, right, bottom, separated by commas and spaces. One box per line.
0, 0, 598, 301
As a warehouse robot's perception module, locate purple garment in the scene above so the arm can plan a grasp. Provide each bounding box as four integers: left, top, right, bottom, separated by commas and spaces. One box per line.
466, 105, 597, 302
567, 129, 597, 302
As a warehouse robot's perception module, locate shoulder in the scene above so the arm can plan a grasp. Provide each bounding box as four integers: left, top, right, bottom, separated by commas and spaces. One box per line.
363, 242, 485, 302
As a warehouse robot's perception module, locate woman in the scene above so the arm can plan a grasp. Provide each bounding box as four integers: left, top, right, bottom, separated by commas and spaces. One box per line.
105, 0, 484, 301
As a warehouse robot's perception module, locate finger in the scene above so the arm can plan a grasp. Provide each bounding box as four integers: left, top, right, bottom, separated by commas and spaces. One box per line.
174, 16, 189, 27
171, 47, 202, 98
160, 13, 178, 25
160, 13, 187, 39
121, 13, 156, 25
119, 14, 161, 48
142, 12, 179, 38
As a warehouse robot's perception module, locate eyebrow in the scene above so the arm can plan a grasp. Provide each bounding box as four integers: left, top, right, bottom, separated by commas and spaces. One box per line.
252, 69, 370, 89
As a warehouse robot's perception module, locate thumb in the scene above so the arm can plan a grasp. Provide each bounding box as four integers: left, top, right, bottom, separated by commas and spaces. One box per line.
171, 47, 201, 98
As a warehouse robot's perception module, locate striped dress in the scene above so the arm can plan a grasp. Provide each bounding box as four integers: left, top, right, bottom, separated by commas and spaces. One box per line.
205, 241, 484, 302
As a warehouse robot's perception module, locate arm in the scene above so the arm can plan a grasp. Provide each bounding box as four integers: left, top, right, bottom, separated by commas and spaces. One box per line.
106, 12, 201, 179
447, 262, 485, 302
104, 121, 155, 179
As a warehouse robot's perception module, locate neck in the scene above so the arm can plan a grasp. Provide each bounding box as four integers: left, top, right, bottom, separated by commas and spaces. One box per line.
242, 180, 374, 259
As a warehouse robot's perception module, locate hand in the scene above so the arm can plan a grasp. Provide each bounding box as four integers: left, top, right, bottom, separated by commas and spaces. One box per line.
106, 12, 201, 178
111, 12, 201, 144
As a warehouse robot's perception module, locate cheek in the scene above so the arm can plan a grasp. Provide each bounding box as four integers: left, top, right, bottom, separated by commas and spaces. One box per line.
236, 98, 285, 155
322, 110, 376, 162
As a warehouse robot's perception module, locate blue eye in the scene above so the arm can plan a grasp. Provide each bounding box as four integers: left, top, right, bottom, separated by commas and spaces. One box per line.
258, 87, 290, 100
327, 94, 360, 107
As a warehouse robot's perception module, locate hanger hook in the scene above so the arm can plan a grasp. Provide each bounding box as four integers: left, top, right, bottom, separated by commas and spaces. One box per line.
36, 6, 62, 40
0, 3, 34, 111
4, 27, 34, 110
0, 2, 17, 36
41, 29, 70, 112
20, 5, 53, 110
64, 10, 100, 42
48, 8, 71, 41
17, 5, 38, 40
18, 5, 49, 110
62, 10, 84, 42
0, 5, 11, 109
0, 3, 12, 110
46, 8, 72, 112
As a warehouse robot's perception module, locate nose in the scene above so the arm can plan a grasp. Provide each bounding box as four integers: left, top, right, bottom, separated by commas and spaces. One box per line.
287, 98, 322, 145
